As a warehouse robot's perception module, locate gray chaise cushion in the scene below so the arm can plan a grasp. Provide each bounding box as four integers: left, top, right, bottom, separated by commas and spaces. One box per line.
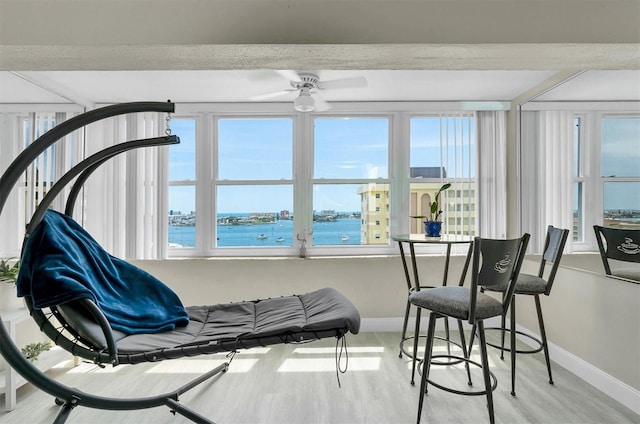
409, 286, 503, 321
116, 287, 361, 354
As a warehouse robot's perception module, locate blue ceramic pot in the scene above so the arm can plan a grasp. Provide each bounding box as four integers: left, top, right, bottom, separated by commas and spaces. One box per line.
424, 221, 442, 238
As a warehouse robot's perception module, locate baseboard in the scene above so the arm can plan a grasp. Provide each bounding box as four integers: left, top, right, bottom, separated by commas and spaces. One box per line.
360, 317, 640, 416
515, 323, 640, 416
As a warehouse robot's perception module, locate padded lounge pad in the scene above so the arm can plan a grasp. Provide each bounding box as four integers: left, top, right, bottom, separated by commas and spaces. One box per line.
115, 287, 361, 362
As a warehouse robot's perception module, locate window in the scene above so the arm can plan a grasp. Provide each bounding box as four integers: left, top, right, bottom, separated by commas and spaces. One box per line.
168, 118, 197, 249
521, 109, 639, 253
312, 117, 390, 246
215, 118, 294, 248
600, 116, 640, 230
569, 112, 640, 251
165, 106, 489, 257
409, 114, 476, 236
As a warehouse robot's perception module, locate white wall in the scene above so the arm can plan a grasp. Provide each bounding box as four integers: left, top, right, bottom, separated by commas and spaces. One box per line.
517, 258, 640, 392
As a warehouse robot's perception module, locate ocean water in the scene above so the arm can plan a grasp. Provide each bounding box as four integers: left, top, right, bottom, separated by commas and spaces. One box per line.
169, 217, 362, 248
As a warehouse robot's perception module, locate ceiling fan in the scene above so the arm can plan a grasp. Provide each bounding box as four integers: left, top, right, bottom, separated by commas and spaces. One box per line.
249, 70, 368, 112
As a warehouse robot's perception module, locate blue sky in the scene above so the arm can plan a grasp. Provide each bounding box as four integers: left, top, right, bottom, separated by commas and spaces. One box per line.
167, 115, 638, 215
169, 117, 392, 213
601, 117, 640, 210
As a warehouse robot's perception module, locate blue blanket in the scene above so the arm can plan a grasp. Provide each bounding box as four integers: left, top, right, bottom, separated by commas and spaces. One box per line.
17, 210, 189, 334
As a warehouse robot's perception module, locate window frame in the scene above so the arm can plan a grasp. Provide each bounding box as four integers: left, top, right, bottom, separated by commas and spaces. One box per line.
165, 103, 490, 258
309, 112, 394, 255
573, 110, 640, 252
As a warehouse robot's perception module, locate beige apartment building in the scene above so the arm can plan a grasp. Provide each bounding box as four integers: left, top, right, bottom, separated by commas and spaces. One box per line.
359, 182, 476, 244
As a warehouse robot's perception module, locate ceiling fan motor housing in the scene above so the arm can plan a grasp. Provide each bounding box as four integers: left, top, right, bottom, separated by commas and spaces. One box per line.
291, 72, 320, 90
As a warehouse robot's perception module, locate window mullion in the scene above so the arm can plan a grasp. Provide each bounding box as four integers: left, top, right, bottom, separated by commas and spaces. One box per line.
390, 112, 410, 236
199, 113, 213, 255
294, 113, 313, 254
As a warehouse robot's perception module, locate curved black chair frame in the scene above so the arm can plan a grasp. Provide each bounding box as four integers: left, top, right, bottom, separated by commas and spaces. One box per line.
0, 102, 359, 424
0, 102, 225, 423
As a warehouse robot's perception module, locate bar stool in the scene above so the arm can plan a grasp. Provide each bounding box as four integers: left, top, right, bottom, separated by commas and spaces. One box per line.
410, 234, 529, 424
482, 225, 569, 396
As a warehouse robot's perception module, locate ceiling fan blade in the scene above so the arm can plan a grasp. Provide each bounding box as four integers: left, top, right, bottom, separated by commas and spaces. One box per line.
317, 76, 368, 90
313, 94, 331, 112
276, 70, 302, 82
249, 89, 294, 101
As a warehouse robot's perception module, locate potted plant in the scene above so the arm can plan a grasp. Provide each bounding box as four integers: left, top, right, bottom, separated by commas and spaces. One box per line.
0, 258, 19, 284
424, 183, 451, 237
0, 258, 21, 309
21, 341, 52, 363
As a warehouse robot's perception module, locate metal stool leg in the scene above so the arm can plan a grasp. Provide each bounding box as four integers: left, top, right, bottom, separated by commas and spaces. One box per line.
477, 321, 496, 424
535, 294, 554, 385
416, 312, 437, 424
510, 296, 517, 396
400, 298, 411, 358
411, 307, 422, 385
457, 319, 472, 386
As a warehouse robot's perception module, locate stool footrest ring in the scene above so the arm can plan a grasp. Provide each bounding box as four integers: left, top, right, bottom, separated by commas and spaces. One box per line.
418, 355, 498, 396
484, 327, 544, 355
400, 335, 465, 365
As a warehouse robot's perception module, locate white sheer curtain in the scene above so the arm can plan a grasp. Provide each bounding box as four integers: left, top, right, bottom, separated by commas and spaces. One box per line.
82, 112, 167, 259
0, 113, 26, 258
521, 110, 574, 253
0, 111, 83, 258
477, 110, 507, 238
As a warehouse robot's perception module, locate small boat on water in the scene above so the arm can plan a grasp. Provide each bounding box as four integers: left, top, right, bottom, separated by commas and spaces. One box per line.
276, 237, 285, 242
257, 234, 267, 240
341, 235, 349, 241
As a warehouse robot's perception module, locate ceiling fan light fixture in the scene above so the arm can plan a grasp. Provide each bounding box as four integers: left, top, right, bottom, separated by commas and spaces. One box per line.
294, 92, 315, 112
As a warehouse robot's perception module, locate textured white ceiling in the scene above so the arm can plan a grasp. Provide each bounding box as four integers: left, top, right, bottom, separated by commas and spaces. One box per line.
2, 69, 639, 107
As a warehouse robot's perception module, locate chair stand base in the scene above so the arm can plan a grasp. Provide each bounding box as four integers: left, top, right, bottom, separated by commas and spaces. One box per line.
50, 361, 230, 424
418, 355, 497, 396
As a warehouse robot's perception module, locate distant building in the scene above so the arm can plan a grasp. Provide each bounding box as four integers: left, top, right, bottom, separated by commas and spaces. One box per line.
279, 210, 291, 220
410, 167, 447, 178
357, 166, 476, 240
357, 183, 390, 245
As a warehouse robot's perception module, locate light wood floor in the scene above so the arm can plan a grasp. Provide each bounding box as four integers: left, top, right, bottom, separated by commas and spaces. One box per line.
1, 331, 638, 424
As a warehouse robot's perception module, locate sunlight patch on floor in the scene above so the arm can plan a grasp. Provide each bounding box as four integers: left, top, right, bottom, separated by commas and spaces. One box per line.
278, 357, 381, 372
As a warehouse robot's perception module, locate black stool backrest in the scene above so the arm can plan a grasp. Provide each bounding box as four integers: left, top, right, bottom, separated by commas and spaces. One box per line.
593, 225, 640, 275
469, 234, 530, 324
539, 225, 570, 295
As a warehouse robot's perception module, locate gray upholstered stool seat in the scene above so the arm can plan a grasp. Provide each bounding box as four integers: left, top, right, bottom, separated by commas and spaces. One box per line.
410, 286, 503, 321
491, 273, 547, 295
